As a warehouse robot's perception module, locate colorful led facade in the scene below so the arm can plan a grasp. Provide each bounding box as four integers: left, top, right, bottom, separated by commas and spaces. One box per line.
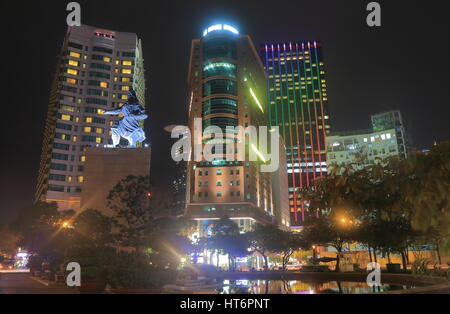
262, 41, 331, 224
35, 25, 145, 211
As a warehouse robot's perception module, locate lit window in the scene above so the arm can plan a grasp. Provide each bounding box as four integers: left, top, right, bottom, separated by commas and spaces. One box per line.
80, 156, 86, 162
67, 69, 78, 75
122, 60, 132, 66
78, 176, 84, 183
100, 82, 108, 88
86, 117, 93, 123
122, 69, 132, 74
96, 128, 103, 134
61, 114, 71, 121
121, 86, 130, 91
103, 57, 111, 62
68, 60, 79, 67
121, 94, 128, 100
84, 127, 92, 132
386, 134, 392, 139
73, 136, 77, 142
121, 77, 131, 83
67, 176, 73, 183
70, 52, 81, 58
96, 137, 102, 144
66, 78, 77, 84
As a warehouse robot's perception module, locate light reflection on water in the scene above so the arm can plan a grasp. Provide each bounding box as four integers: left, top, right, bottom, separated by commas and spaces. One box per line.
218, 280, 415, 294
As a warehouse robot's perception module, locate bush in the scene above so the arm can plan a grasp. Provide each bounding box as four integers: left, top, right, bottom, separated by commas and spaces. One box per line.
106, 251, 176, 289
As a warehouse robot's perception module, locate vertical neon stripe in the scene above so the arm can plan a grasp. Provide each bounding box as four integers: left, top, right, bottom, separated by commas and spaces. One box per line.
307, 42, 324, 178
265, 45, 272, 129
314, 41, 328, 177
295, 42, 308, 221
283, 43, 298, 223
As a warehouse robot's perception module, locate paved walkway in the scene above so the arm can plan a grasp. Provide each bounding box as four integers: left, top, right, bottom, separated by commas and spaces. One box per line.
0, 273, 79, 294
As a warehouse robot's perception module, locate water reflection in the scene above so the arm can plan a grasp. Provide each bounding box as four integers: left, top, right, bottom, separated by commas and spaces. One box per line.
218, 280, 414, 294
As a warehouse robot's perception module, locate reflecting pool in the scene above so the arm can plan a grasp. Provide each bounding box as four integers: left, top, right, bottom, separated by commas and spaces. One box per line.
218, 280, 415, 294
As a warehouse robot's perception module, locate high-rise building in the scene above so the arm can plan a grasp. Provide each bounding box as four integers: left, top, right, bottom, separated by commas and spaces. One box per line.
185, 24, 275, 237
36, 25, 146, 211
261, 41, 331, 224
371, 110, 409, 158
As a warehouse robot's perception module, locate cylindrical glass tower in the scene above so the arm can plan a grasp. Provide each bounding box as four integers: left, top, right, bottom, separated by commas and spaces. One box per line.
201, 28, 239, 155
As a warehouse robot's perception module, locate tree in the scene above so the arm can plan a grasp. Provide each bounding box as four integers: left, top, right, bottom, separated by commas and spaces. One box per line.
248, 224, 284, 270
301, 214, 356, 272
107, 175, 157, 251
0, 224, 19, 256
420, 226, 448, 265
147, 217, 194, 269
278, 232, 310, 271
207, 216, 249, 271
72, 209, 114, 248
10, 202, 75, 271
400, 142, 450, 253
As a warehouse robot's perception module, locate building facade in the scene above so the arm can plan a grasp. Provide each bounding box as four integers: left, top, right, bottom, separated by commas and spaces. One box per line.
36, 24, 145, 211
326, 128, 401, 170
261, 41, 331, 224
371, 110, 409, 159
185, 25, 275, 237
327, 110, 409, 170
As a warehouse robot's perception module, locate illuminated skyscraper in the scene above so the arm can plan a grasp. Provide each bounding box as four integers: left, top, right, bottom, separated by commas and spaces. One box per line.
185, 24, 276, 236
36, 25, 145, 211
262, 41, 331, 224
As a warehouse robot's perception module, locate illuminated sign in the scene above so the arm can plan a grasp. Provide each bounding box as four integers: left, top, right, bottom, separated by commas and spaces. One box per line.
203, 24, 239, 37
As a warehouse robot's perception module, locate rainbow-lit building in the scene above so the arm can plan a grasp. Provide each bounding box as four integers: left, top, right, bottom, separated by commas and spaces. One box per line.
261, 41, 331, 225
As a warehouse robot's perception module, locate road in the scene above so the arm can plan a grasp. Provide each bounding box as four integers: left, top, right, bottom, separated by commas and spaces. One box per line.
0, 273, 79, 294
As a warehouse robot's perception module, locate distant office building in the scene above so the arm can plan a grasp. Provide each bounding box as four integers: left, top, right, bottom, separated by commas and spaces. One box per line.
371, 110, 409, 159
327, 128, 401, 169
261, 41, 331, 224
36, 25, 145, 211
185, 24, 275, 236
327, 110, 409, 170
172, 161, 187, 216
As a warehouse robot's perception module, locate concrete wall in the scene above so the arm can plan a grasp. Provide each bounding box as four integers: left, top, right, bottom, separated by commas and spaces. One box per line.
80, 147, 151, 215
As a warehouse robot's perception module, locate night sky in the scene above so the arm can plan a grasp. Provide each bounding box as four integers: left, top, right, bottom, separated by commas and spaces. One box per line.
1, 0, 448, 222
